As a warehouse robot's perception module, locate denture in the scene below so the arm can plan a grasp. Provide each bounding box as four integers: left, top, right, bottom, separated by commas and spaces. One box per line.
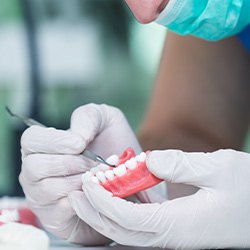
0, 208, 38, 227
87, 148, 163, 198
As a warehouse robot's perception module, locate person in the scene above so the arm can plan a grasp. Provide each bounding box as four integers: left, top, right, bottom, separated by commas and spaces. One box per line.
19, 0, 250, 249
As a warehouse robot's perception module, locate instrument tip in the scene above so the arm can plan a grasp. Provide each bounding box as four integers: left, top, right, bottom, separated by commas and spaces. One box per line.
5, 106, 13, 116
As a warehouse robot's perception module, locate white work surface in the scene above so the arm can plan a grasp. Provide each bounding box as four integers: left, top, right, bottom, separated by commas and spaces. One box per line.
50, 247, 160, 250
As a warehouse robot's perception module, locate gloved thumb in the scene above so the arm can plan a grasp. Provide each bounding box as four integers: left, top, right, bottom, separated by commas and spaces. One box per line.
146, 150, 216, 188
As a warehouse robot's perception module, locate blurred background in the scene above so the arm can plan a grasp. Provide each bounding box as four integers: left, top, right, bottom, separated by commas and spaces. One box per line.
0, 0, 166, 196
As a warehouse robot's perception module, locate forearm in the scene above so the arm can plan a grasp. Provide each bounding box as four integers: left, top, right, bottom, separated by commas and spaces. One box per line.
139, 31, 250, 152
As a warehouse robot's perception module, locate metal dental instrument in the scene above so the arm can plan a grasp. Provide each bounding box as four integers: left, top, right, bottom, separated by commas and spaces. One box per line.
5, 106, 45, 127
5, 106, 115, 167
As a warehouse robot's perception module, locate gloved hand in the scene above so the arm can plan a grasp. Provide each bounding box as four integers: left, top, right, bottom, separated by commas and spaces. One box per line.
19, 103, 147, 245
69, 149, 250, 249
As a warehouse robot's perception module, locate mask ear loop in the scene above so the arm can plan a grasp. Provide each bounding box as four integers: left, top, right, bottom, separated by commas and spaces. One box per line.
155, 0, 185, 26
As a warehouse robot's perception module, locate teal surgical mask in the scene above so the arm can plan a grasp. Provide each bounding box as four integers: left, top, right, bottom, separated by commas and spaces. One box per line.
155, 0, 250, 41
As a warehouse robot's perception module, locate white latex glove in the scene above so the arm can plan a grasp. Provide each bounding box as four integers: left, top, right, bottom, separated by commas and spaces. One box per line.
69, 149, 250, 249
20, 103, 153, 245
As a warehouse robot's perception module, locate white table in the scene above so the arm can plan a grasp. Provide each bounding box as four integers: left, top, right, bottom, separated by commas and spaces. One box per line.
50, 247, 160, 250
49, 239, 161, 250
50, 246, 159, 250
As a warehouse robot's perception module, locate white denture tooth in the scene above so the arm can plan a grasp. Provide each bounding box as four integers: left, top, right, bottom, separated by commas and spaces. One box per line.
100, 164, 109, 172
90, 168, 96, 174
91, 176, 99, 184
106, 154, 119, 165
90, 164, 108, 174
137, 152, 146, 162
95, 171, 107, 183
105, 170, 115, 180
113, 164, 126, 177
124, 160, 130, 169
125, 157, 137, 169
90, 166, 100, 174
81, 171, 92, 182
99, 164, 109, 171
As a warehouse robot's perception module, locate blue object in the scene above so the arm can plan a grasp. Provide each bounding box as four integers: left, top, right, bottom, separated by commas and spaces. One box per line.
238, 25, 250, 53
156, 0, 250, 41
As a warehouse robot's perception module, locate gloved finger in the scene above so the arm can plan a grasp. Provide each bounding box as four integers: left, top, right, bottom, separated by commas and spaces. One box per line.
28, 196, 106, 245
70, 104, 141, 158
135, 183, 167, 203
19, 174, 82, 205
21, 125, 85, 155
76, 187, 216, 249
69, 191, 156, 247
78, 178, 216, 249
70, 104, 108, 144
21, 154, 94, 182
82, 173, 161, 232
146, 150, 219, 188
28, 197, 77, 238
67, 216, 110, 245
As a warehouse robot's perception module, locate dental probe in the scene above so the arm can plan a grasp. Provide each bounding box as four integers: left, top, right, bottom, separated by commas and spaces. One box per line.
5, 106, 115, 168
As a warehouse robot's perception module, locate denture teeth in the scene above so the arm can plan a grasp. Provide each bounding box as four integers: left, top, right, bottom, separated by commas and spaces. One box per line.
113, 164, 126, 177
106, 154, 119, 166
91, 176, 99, 184
104, 170, 115, 180
125, 157, 137, 169
136, 152, 147, 162
90, 164, 109, 174
82, 171, 92, 182
96, 171, 107, 183
0, 209, 19, 223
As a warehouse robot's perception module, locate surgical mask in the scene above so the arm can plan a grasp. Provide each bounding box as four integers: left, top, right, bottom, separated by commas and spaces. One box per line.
155, 0, 250, 41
